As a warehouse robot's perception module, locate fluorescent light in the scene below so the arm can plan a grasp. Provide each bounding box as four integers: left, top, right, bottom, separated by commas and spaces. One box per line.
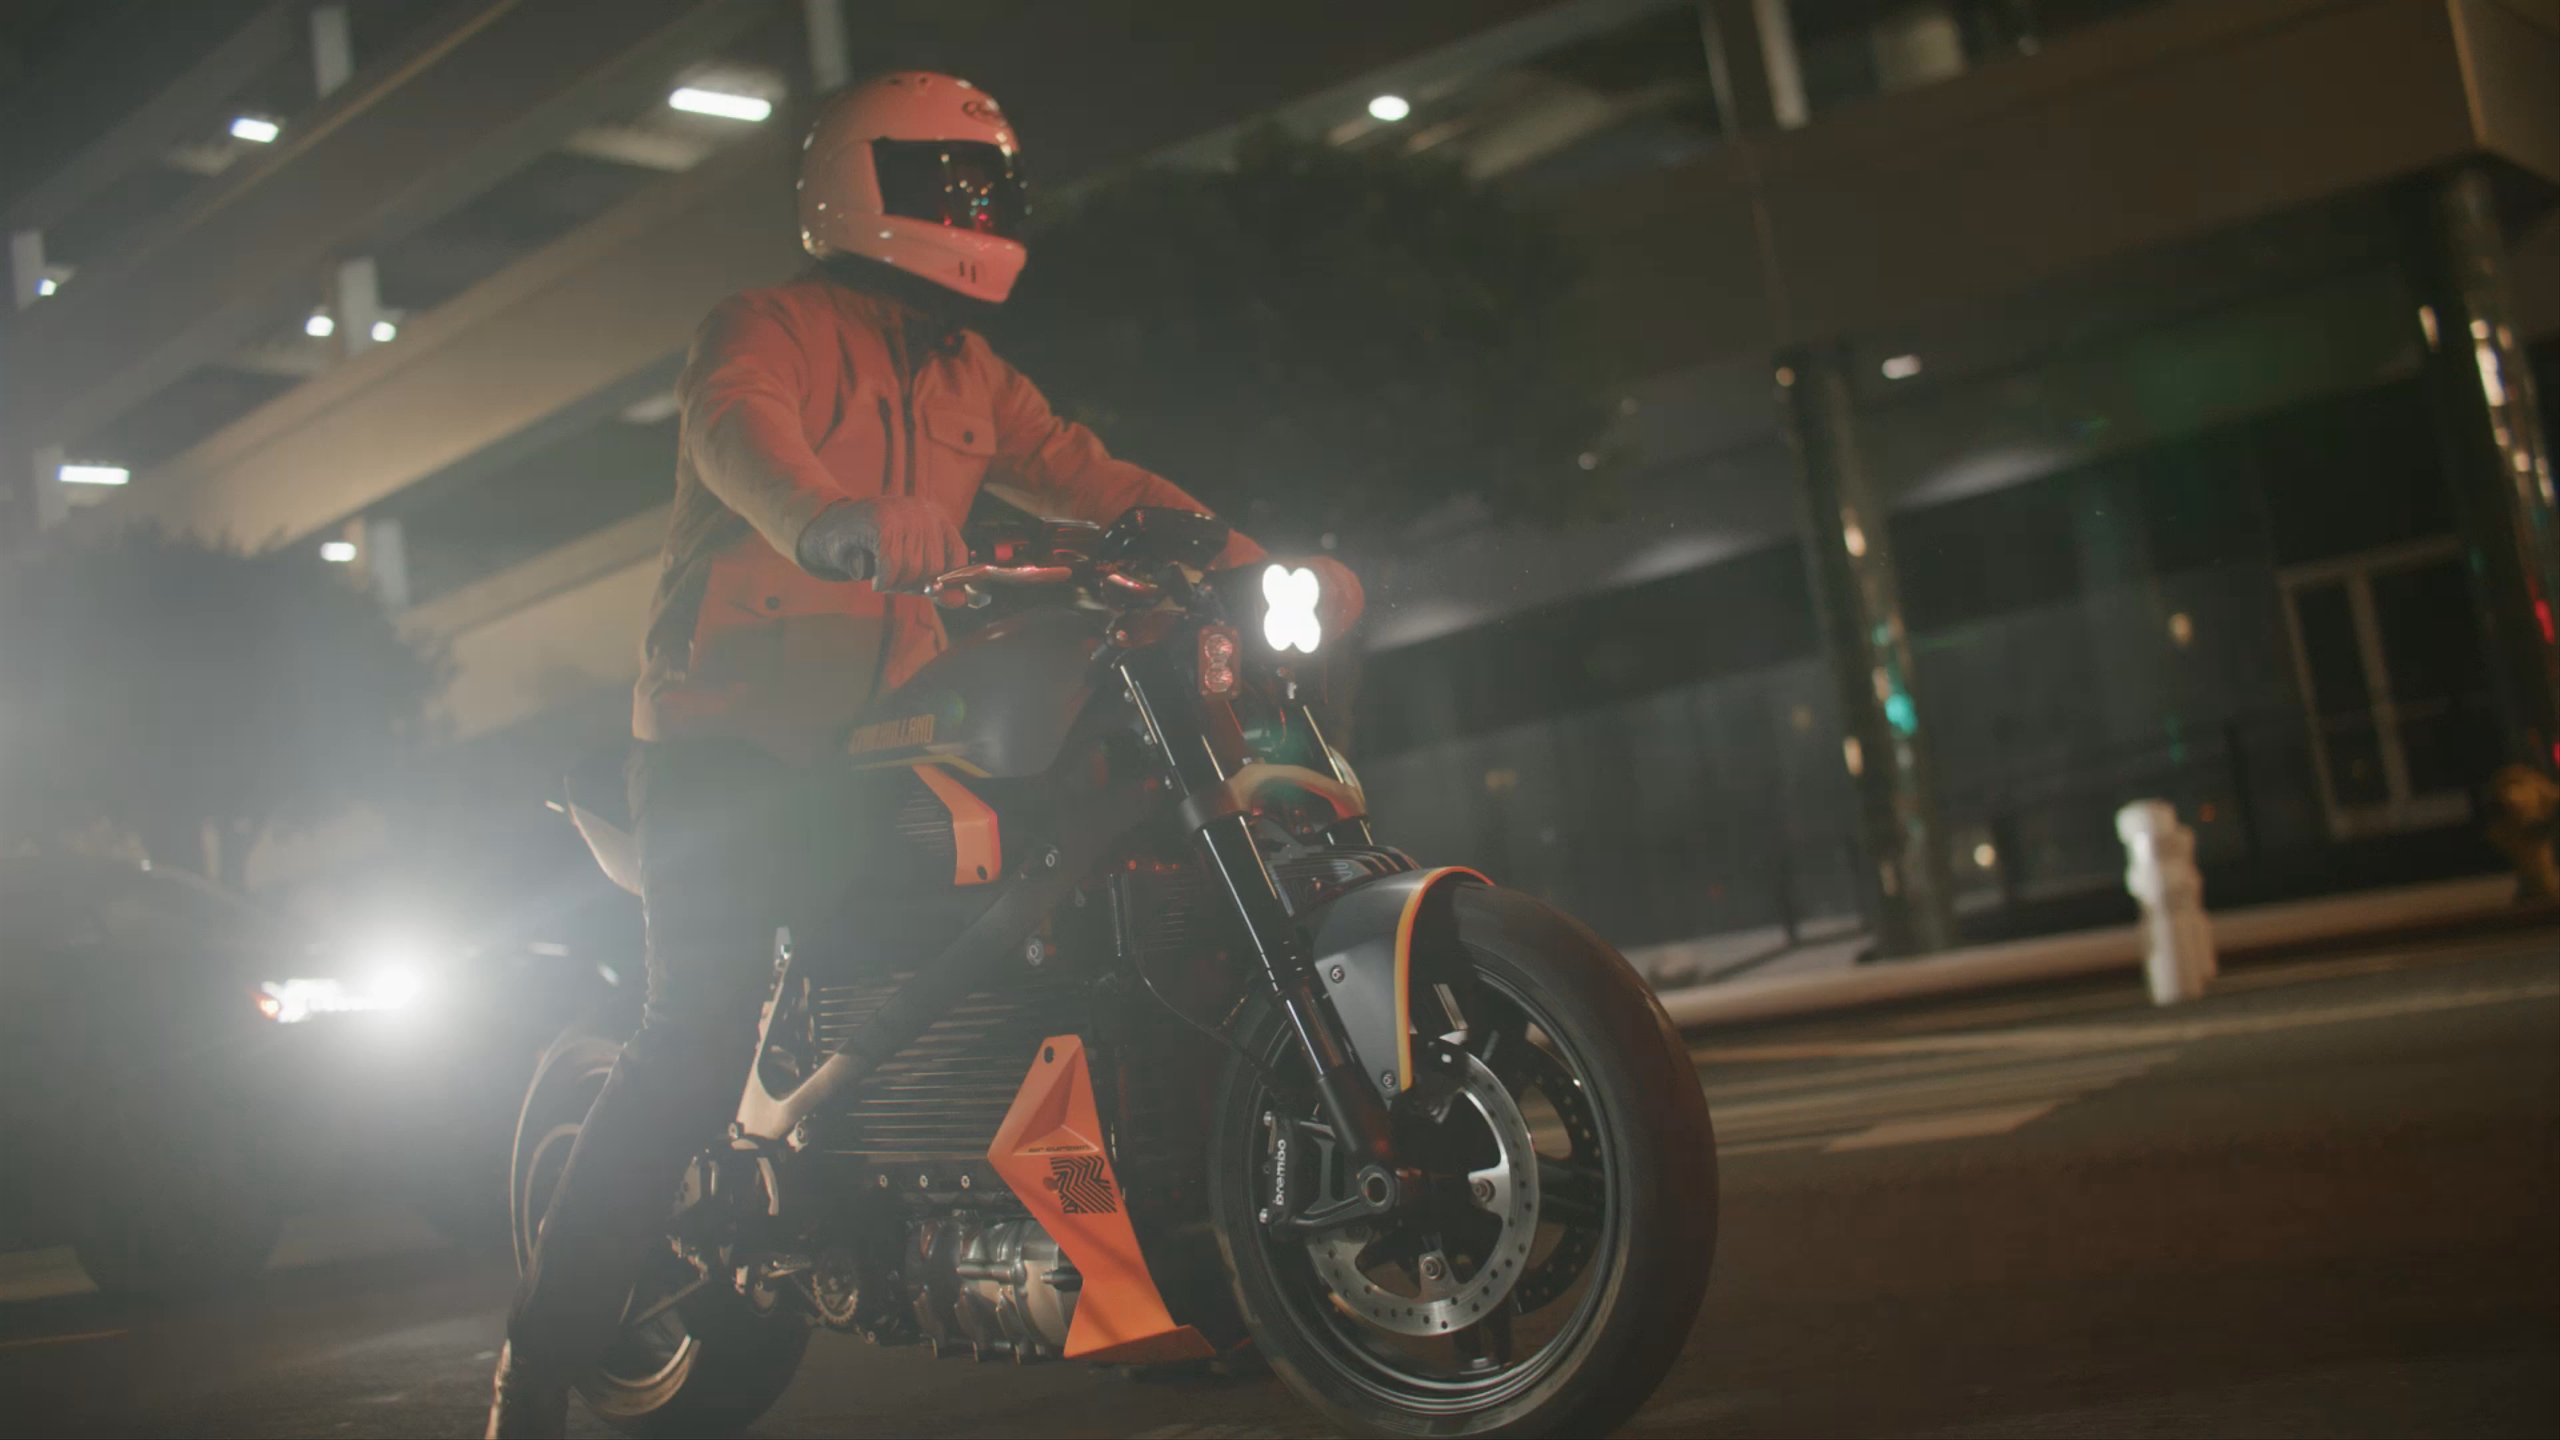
1880, 353, 1923, 380
35, 276, 57, 296
58, 463, 128, 486
669, 87, 773, 123
230, 115, 281, 144
1367, 94, 1411, 123
319, 540, 358, 563
305, 312, 336, 337
369, 319, 397, 343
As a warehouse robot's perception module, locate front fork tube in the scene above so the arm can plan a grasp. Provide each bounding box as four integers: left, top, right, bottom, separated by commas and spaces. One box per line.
1119, 660, 1403, 1213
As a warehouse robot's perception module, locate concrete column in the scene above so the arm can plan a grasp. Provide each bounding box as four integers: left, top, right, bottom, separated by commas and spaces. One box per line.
364, 516, 409, 609
310, 4, 355, 98
1778, 343, 1956, 955
9, 229, 46, 310
803, 0, 851, 94
30, 444, 67, 533
1701, 0, 1809, 133
332, 254, 382, 357
2396, 165, 2560, 772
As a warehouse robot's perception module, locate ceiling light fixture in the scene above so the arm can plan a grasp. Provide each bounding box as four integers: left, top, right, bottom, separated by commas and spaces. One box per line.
1367, 94, 1411, 123
231, 115, 281, 143
669, 87, 773, 123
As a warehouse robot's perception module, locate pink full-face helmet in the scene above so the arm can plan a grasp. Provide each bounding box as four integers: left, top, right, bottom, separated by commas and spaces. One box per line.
797, 70, 1030, 304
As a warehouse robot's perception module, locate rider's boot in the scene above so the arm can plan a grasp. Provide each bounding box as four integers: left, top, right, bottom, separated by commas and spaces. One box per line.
482, 1342, 568, 1440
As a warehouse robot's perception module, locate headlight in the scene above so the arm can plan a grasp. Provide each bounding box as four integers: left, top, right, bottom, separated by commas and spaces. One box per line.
1262, 563, 1323, 654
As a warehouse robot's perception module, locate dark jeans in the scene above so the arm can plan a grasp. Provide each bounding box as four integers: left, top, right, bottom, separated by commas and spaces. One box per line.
505, 740, 857, 1376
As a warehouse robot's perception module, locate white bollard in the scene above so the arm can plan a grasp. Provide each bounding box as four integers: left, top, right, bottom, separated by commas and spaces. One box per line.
2118, 799, 2216, 1006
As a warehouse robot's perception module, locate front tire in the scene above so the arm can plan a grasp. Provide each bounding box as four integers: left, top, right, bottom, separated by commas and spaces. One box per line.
1210, 884, 1715, 1437
511, 1029, 808, 1438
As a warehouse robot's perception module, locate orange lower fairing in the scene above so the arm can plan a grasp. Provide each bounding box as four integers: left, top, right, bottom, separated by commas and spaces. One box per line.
988, 1034, 1214, 1362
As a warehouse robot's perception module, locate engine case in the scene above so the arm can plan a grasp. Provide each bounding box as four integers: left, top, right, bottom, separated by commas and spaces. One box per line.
899, 1213, 1081, 1360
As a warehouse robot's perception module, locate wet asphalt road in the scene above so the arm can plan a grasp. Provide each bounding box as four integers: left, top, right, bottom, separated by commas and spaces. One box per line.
2, 930, 2554, 1438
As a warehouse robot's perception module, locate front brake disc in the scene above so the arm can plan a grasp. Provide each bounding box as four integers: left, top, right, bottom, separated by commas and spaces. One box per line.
1304, 1053, 1538, 1336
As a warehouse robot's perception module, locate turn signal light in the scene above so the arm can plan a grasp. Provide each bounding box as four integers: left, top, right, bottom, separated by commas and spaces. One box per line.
1199, 625, 1241, 696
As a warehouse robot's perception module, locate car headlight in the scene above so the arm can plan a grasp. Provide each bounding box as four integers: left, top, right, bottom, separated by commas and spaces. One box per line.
252, 967, 426, 1024
1262, 563, 1323, 654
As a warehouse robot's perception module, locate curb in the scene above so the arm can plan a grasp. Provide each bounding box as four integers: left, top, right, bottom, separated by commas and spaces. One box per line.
1653, 874, 2531, 1031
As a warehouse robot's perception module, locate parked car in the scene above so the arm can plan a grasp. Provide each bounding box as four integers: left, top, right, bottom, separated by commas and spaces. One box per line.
0, 853, 618, 1296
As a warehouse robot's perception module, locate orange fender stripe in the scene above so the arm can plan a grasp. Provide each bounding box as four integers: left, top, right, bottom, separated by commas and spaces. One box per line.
1392, 867, 1487, 1090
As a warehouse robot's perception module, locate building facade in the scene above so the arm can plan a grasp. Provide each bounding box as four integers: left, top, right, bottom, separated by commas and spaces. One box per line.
2, 0, 2554, 958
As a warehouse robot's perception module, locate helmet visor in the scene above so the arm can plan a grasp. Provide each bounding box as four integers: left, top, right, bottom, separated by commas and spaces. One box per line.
872, 140, 1028, 239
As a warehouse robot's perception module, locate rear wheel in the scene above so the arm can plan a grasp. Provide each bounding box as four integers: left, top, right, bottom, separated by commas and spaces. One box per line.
1210, 885, 1715, 1437
511, 1030, 807, 1438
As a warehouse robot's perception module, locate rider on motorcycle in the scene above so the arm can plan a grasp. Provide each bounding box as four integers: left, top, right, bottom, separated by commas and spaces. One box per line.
486, 71, 1345, 1438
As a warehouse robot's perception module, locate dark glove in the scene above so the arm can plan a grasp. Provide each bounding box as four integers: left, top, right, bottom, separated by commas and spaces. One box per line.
796, 496, 968, 589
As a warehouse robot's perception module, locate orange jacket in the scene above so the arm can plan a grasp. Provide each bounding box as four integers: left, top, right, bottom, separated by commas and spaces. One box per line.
634, 273, 1259, 763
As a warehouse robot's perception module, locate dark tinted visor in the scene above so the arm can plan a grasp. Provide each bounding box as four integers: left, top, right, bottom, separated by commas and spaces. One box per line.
872, 140, 1028, 239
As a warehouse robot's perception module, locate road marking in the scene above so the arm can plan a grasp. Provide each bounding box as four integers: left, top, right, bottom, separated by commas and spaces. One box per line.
1702, 1047, 2172, 1152
1697, 976, 2560, 1063
1823, 1101, 2060, 1152
0, 1328, 126, 1352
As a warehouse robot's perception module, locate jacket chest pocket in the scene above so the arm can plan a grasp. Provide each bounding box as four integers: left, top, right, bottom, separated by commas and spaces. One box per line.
917, 397, 995, 502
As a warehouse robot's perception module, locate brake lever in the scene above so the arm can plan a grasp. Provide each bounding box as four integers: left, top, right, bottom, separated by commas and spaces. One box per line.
916, 562, 1078, 609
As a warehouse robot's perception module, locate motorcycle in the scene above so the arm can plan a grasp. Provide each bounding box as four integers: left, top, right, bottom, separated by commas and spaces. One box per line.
516, 508, 1717, 1437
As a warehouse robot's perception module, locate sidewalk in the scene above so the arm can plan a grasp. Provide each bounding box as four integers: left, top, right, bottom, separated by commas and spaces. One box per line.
1643, 873, 2541, 1032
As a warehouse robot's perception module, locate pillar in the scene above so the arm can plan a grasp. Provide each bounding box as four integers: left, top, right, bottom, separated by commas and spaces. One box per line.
1778, 343, 1957, 955
2396, 165, 2560, 773
332, 255, 383, 357
310, 4, 354, 98
803, 0, 851, 94
1701, 0, 1810, 134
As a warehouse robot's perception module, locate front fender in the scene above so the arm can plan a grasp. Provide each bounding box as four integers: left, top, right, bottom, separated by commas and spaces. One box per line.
1296, 866, 1485, 1104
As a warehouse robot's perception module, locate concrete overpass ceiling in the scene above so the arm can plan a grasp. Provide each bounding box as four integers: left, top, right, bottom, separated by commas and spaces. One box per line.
41, 1, 804, 514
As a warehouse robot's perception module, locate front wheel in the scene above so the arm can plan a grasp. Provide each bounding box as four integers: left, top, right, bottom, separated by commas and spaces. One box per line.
1211, 884, 1716, 1437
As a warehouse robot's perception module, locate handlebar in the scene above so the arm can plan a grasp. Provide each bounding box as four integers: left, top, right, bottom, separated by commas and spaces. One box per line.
836, 533, 1170, 609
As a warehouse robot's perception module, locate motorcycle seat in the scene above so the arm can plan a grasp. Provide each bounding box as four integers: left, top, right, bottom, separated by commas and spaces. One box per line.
563, 747, 641, 896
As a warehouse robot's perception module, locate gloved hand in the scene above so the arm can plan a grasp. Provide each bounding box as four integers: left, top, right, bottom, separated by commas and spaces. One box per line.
797, 496, 969, 589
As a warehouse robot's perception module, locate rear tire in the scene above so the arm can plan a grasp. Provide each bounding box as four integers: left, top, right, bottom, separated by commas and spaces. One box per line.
511, 1029, 808, 1438
1210, 884, 1715, 1437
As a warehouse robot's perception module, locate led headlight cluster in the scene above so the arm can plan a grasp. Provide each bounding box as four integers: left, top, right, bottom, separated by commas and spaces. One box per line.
1262, 564, 1323, 655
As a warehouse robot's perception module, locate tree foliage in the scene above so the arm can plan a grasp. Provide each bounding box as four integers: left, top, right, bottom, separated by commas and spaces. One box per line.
0, 526, 446, 885
995, 128, 1615, 551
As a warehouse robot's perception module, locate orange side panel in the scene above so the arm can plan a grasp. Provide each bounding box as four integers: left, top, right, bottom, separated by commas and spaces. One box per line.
989, 1035, 1215, 1364
912, 762, 1002, 886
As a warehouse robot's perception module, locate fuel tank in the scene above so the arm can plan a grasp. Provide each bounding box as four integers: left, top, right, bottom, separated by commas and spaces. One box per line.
841, 608, 1110, 779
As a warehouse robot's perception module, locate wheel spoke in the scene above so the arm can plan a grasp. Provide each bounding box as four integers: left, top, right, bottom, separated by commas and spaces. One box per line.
1536, 1158, 1607, 1228
1453, 1297, 1517, 1371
